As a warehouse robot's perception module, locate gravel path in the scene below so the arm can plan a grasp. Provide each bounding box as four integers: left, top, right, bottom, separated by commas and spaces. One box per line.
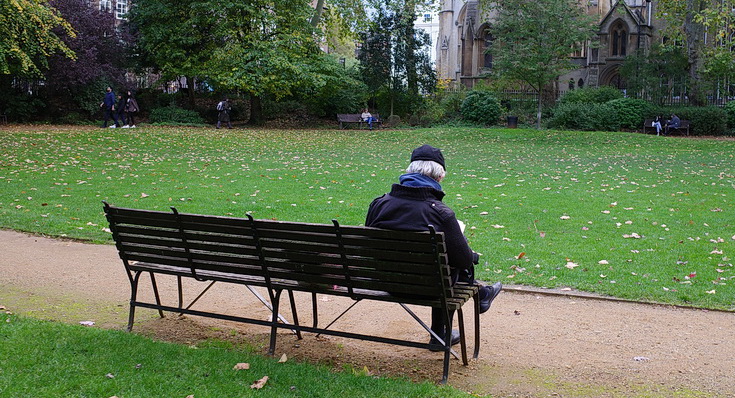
1, 229, 733, 397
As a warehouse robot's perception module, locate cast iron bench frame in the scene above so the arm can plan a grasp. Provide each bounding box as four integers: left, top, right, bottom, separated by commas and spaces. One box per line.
103, 202, 480, 383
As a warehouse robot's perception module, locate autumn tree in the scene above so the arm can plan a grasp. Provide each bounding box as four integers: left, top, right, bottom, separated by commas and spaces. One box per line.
484, 0, 596, 128
0, 0, 75, 77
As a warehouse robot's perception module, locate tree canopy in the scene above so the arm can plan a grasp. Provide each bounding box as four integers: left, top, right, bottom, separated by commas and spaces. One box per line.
485, 0, 596, 127
0, 0, 75, 77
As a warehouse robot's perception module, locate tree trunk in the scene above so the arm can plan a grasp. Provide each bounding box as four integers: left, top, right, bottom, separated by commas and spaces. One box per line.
536, 87, 543, 129
684, 0, 706, 106
186, 76, 196, 109
248, 94, 264, 126
310, 0, 326, 27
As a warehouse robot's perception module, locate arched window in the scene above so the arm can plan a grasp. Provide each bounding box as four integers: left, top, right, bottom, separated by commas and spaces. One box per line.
483, 31, 493, 69
611, 23, 627, 56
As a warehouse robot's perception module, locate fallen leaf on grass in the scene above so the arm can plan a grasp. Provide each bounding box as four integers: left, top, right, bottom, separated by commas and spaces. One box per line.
598, 260, 609, 265
559, 215, 570, 220
233, 363, 250, 370
706, 290, 716, 294
278, 354, 288, 363
516, 252, 526, 260
140, 193, 149, 198
565, 261, 579, 269
251, 376, 269, 389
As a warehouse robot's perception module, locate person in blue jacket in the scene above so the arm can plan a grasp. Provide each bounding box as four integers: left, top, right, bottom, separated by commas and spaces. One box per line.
100, 87, 118, 128
365, 144, 502, 350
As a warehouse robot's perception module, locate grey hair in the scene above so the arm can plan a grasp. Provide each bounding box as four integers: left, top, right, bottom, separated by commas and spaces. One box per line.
406, 160, 446, 182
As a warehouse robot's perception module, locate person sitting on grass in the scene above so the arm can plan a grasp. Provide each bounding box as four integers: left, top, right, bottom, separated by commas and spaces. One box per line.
365, 144, 502, 351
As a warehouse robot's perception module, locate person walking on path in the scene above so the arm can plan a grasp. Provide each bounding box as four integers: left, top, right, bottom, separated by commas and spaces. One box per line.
365, 144, 502, 350
122, 91, 139, 128
100, 87, 118, 128
114, 94, 126, 128
216, 97, 232, 129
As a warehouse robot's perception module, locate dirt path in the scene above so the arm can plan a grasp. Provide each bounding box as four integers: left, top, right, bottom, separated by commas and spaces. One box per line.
1, 229, 734, 397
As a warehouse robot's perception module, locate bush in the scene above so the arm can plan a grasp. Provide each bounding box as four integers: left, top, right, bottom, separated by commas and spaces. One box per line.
148, 105, 205, 125
3, 94, 46, 122
460, 91, 502, 126
724, 101, 735, 130
559, 86, 623, 104
547, 102, 619, 131
668, 106, 728, 136
606, 98, 653, 130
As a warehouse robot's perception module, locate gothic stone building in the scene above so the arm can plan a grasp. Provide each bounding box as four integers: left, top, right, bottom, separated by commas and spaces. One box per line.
435, 0, 658, 92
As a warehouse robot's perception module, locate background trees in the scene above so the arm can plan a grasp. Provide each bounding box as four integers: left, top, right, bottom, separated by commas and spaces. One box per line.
0, 0, 74, 78
484, 0, 596, 128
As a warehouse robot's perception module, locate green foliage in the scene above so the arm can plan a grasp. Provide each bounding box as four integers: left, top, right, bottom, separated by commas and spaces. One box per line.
659, 106, 728, 136
619, 46, 688, 106
149, 105, 205, 125
559, 86, 623, 105
547, 102, 619, 131
0, 0, 75, 77
486, 0, 596, 127
73, 79, 114, 117
3, 93, 47, 122
606, 98, 653, 130
723, 101, 735, 130
460, 91, 502, 126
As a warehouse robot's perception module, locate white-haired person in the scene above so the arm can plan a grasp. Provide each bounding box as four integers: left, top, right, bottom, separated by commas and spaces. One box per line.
365, 144, 502, 350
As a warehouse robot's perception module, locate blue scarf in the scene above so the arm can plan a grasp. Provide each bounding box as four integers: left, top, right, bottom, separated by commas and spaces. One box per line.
399, 173, 443, 191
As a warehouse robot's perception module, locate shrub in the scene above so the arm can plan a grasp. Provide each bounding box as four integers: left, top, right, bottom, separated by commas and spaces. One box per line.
606, 98, 653, 130
724, 101, 735, 129
671, 107, 728, 136
547, 102, 619, 131
3, 94, 46, 122
148, 105, 205, 125
559, 86, 623, 104
460, 91, 502, 126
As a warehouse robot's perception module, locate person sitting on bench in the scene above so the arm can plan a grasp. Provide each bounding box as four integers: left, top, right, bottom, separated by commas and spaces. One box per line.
365, 144, 503, 351
361, 108, 376, 130
665, 114, 680, 135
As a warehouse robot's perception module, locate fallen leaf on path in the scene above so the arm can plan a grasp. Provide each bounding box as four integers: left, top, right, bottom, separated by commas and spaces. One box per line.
278, 354, 288, 363
251, 376, 269, 389
633, 356, 650, 362
79, 321, 95, 327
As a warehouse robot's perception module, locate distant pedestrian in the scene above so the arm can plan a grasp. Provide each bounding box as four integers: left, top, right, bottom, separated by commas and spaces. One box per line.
115, 94, 126, 127
216, 97, 232, 129
123, 91, 139, 128
100, 87, 118, 128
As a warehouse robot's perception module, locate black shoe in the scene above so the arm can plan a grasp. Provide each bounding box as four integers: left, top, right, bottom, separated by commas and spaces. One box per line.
479, 282, 503, 314
428, 329, 460, 351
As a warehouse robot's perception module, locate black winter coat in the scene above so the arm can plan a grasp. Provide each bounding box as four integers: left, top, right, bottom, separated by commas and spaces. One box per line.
365, 183, 477, 273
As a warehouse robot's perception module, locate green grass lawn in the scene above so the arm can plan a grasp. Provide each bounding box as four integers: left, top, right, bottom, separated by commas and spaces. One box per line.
0, 312, 467, 397
1, 125, 734, 310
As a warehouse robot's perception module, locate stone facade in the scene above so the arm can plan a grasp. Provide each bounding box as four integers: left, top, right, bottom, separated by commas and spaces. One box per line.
435, 0, 660, 91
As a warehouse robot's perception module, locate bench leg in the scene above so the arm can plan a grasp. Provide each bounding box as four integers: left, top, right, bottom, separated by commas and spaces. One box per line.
457, 308, 468, 366
268, 289, 284, 355
473, 292, 481, 359
287, 290, 302, 340
126, 271, 143, 331
149, 272, 164, 319
312, 292, 318, 328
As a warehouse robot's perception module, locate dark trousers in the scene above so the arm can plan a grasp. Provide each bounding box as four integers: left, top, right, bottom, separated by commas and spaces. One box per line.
102, 107, 117, 127
116, 111, 126, 126
126, 112, 135, 126
430, 267, 475, 335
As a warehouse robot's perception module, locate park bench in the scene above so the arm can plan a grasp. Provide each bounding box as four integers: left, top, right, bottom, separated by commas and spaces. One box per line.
103, 202, 480, 383
643, 119, 690, 136
337, 113, 381, 129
